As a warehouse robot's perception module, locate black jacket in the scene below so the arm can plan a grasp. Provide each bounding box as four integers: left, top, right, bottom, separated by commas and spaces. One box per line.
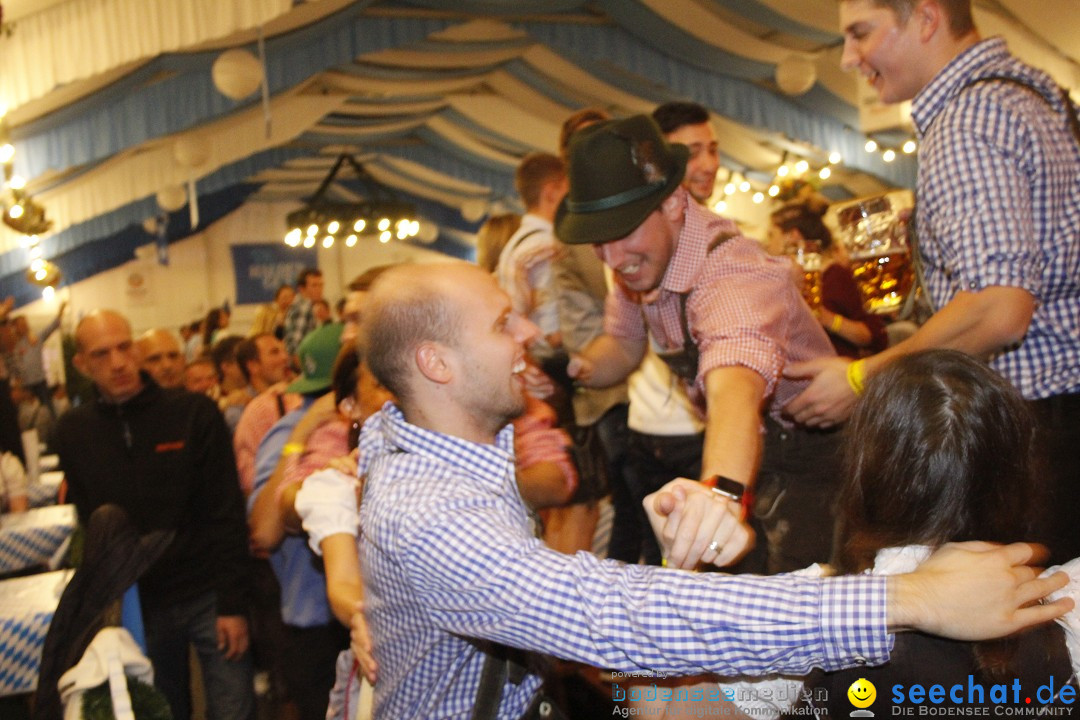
54, 376, 250, 615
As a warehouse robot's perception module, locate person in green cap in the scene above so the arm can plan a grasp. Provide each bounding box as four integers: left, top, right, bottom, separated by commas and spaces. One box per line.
247, 321, 350, 720
558, 114, 838, 573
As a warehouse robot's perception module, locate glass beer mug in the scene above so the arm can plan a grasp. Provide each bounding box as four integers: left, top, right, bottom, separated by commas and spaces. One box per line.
837, 196, 914, 314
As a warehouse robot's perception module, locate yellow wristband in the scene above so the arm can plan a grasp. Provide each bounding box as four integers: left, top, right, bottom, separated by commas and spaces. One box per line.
830, 313, 843, 333
282, 442, 304, 457
846, 359, 866, 396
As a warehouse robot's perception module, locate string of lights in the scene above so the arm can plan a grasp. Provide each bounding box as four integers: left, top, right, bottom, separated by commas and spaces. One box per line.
709, 135, 917, 214
284, 154, 420, 249
1, 107, 61, 299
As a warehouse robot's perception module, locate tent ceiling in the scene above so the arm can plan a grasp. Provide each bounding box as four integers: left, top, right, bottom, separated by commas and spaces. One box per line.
0, 0, 1077, 306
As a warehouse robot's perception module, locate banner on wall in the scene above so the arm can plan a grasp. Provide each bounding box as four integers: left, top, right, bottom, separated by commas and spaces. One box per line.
231, 244, 317, 305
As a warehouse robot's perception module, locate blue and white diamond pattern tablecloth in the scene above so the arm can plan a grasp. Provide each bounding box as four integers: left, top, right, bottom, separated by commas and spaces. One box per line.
0, 569, 71, 696
0, 505, 76, 575
26, 471, 64, 509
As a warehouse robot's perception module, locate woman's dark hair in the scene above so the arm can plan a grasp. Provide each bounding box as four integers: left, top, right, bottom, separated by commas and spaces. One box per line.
770, 202, 833, 251
834, 350, 1044, 679
330, 345, 361, 407
202, 307, 228, 346
835, 350, 1042, 575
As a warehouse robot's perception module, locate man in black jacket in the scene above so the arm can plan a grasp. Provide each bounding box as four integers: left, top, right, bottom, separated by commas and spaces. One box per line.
54, 309, 254, 720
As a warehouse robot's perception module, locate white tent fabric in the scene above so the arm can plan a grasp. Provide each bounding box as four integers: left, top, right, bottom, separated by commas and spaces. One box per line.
0, 0, 293, 111
0, 0, 1076, 305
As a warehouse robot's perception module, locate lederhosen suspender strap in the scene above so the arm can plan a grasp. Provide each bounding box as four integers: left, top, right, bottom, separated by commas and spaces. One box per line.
470, 643, 535, 720
653, 293, 698, 383
962, 75, 1080, 145
652, 229, 738, 383
907, 75, 1079, 319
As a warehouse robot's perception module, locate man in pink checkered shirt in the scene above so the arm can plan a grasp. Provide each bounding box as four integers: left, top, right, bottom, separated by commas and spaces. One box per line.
560, 115, 839, 573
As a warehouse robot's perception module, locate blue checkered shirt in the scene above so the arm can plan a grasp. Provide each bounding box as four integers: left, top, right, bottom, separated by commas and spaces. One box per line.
911, 37, 1080, 400
282, 295, 316, 357
358, 404, 892, 719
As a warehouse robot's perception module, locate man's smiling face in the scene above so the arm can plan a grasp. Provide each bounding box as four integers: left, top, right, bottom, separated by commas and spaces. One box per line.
839, 0, 927, 104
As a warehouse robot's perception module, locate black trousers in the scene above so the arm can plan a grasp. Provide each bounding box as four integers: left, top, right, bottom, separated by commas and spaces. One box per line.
1031, 391, 1080, 566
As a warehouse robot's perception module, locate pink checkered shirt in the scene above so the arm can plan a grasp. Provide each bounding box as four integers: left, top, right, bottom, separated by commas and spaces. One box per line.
604, 201, 835, 422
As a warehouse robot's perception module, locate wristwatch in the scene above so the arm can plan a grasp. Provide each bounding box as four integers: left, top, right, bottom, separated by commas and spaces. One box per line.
702, 475, 752, 521
702, 474, 744, 502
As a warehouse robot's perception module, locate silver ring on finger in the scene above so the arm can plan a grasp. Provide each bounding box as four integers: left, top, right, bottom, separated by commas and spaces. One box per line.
707, 540, 722, 554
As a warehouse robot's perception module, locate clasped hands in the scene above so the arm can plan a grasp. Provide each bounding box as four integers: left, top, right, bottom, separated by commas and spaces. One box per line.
644, 478, 754, 570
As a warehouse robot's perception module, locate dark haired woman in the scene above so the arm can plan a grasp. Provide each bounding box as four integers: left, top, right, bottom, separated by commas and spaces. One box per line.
711, 350, 1078, 717
202, 306, 231, 348
769, 202, 887, 358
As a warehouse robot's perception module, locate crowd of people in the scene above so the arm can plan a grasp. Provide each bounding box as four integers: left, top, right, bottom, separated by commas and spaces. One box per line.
9, 1, 1078, 719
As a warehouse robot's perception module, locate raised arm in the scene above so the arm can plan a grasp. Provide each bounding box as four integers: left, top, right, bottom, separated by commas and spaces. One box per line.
567, 332, 645, 389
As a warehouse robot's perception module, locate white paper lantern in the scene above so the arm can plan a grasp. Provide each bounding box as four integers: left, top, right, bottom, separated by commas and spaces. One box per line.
776, 56, 817, 96
212, 49, 263, 101
416, 221, 439, 244
460, 199, 488, 223
156, 185, 187, 213
173, 135, 210, 168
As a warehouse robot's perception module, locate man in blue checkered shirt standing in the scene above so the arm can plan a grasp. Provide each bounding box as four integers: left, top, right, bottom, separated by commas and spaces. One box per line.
787, 0, 1079, 565
354, 261, 1068, 719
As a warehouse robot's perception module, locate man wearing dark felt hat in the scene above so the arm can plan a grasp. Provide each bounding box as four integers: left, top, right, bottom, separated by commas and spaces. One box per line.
560, 114, 841, 573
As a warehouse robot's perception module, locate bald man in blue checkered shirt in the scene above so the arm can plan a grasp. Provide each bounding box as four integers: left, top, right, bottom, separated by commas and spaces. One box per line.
351, 262, 1069, 720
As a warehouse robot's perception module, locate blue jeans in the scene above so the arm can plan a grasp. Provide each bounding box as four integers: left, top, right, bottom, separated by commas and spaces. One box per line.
142, 591, 255, 720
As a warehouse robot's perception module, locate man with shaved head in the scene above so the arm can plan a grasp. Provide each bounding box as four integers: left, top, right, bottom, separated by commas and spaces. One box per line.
137, 327, 186, 389
354, 262, 1069, 718
53, 310, 255, 720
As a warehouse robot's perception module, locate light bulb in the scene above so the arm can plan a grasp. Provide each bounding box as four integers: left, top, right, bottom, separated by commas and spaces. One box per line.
819, 167, 832, 180
882, 149, 896, 163
902, 140, 917, 154
828, 151, 842, 165
326, 220, 340, 234
864, 140, 878, 153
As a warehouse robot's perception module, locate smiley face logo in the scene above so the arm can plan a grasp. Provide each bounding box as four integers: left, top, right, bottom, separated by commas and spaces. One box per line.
848, 678, 877, 709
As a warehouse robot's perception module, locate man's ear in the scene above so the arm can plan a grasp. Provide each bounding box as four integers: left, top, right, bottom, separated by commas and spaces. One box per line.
415, 341, 452, 385
914, 0, 943, 42
659, 188, 687, 223
72, 352, 90, 379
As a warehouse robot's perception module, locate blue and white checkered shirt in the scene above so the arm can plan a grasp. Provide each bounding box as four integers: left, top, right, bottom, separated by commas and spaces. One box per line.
911, 37, 1080, 400
358, 404, 892, 719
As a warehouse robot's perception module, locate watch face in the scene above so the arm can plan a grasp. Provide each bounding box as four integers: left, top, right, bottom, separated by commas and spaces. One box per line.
708, 475, 744, 501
